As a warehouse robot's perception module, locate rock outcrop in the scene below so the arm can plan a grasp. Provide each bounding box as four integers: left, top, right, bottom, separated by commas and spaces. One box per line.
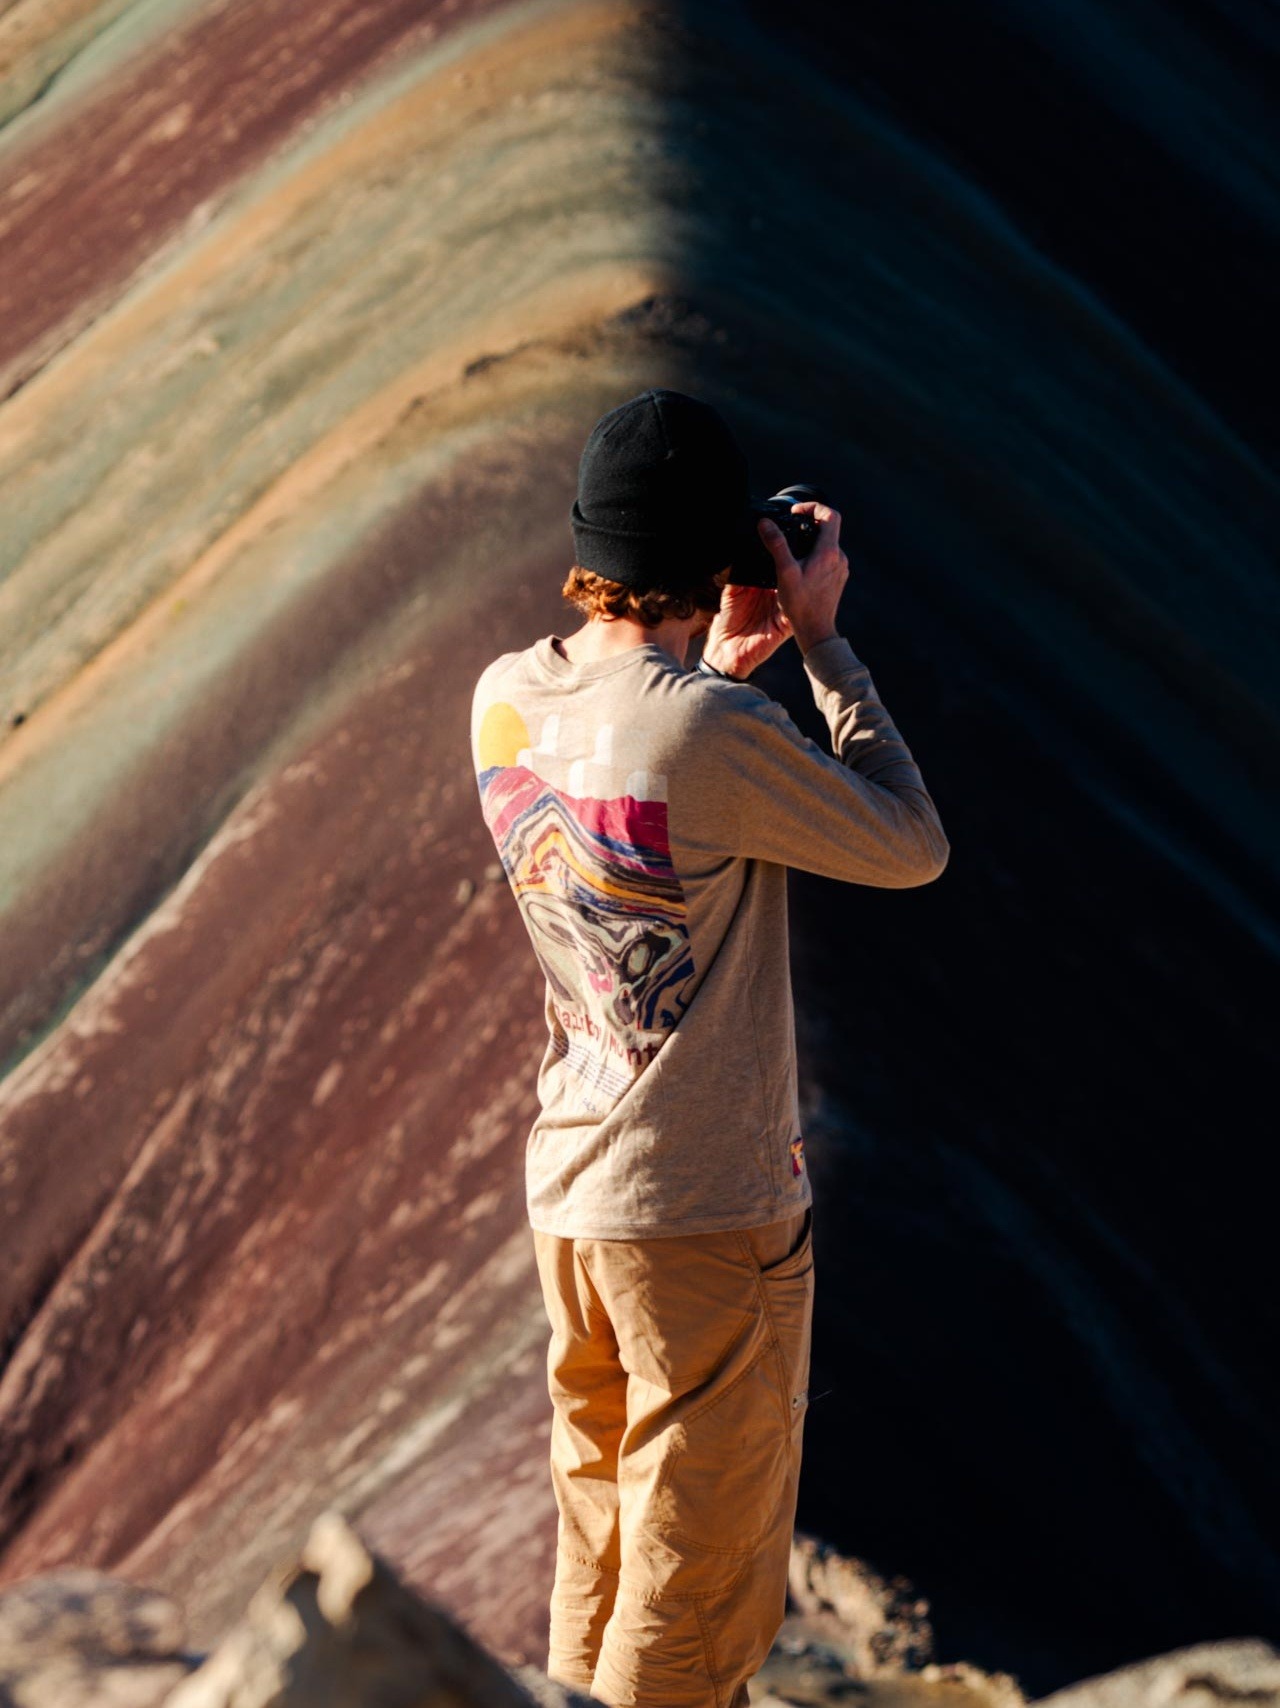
1030, 1641, 1280, 1708
163, 1508, 545, 1708
786, 1530, 937, 1674
761, 1531, 1023, 1708
0, 1509, 600, 1708
1, 1513, 1275, 1708
0, 1564, 192, 1707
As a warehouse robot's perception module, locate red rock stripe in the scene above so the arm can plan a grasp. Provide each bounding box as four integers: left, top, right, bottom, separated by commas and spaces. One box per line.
0, 0, 510, 398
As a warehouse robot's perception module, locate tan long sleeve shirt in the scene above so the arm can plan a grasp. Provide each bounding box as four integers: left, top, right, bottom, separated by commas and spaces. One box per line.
470, 632, 949, 1238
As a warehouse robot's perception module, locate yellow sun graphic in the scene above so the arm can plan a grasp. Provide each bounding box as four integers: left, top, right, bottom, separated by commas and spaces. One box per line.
477, 701, 530, 770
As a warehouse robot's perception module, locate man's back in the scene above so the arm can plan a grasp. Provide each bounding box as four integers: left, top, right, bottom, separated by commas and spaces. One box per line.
470, 628, 948, 1240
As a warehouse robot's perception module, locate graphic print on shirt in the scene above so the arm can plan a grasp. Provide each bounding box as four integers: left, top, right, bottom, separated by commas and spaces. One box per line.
474, 698, 695, 1114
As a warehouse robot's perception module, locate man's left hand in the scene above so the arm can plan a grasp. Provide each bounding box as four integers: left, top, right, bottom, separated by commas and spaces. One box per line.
700, 581, 792, 680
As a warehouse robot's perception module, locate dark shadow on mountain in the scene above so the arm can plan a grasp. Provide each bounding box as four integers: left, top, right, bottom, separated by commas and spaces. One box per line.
645, 0, 1280, 1692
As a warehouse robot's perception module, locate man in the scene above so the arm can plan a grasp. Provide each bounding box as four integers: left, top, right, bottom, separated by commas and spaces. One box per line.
470, 389, 949, 1708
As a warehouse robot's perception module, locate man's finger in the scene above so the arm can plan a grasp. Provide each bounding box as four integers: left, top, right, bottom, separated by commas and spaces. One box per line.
758, 517, 800, 577
758, 522, 799, 590
787, 500, 841, 552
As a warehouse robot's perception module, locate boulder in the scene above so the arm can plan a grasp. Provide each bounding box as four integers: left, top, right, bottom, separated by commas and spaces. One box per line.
0, 1565, 194, 1707
163, 1508, 603, 1708
1028, 1639, 1280, 1708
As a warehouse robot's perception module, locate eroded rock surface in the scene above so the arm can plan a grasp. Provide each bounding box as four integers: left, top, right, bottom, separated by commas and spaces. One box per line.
0, 1564, 193, 1706
1029, 1641, 1280, 1708
164, 1508, 542, 1707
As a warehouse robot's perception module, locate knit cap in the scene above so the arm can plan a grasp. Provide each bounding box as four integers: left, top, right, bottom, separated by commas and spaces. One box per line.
570, 389, 749, 592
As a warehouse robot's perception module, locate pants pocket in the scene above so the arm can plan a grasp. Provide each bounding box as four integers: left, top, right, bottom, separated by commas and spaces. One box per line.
738, 1208, 814, 1432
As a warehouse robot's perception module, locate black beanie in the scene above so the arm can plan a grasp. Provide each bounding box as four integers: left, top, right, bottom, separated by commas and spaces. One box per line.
570, 389, 749, 593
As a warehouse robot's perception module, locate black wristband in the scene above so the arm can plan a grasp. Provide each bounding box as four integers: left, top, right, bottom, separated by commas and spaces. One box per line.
696, 655, 743, 682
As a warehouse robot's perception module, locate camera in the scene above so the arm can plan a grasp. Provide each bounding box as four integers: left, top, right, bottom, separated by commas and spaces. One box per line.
725, 485, 828, 587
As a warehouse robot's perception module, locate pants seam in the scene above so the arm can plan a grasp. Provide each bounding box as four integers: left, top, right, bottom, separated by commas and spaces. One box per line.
616, 1546, 756, 1606
695, 1592, 733, 1697
559, 1549, 620, 1576
645, 1530, 760, 1561
733, 1228, 805, 1433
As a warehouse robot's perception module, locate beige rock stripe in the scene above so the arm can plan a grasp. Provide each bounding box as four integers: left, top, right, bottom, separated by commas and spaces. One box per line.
0, 0, 643, 447
0, 0, 136, 131
0, 253, 668, 796
0, 0, 211, 139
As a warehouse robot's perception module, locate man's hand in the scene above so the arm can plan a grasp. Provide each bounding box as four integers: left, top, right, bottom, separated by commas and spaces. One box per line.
759, 500, 846, 656
699, 580, 794, 680
700, 502, 847, 677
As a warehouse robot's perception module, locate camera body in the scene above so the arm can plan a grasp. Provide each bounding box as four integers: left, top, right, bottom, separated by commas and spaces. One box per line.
725, 484, 827, 587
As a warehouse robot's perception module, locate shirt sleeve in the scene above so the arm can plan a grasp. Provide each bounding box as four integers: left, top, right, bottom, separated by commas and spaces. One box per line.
689, 635, 950, 888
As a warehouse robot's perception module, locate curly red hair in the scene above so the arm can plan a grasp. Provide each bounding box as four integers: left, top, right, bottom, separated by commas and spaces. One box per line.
561, 565, 727, 628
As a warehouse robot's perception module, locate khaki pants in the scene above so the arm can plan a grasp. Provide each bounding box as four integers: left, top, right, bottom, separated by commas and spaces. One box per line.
532, 1206, 814, 1708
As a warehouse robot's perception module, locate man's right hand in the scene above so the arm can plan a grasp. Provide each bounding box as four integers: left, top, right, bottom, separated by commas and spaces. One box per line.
757, 501, 847, 655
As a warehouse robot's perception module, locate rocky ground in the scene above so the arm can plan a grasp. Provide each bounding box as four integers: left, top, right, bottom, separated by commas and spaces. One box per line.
1, 1510, 1275, 1708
